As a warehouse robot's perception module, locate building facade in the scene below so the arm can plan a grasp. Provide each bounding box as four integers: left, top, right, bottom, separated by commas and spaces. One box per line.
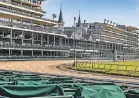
0, 0, 138, 59
0, 0, 70, 58
64, 18, 139, 58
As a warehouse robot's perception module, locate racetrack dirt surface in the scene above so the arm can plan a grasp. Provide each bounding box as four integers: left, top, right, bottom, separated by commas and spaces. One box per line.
0, 60, 139, 83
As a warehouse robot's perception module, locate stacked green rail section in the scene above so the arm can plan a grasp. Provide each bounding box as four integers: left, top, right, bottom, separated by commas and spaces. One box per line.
0, 70, 138, 98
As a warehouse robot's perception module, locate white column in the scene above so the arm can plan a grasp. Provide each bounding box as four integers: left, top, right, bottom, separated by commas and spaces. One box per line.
47, 35, 49, 46
102, 42, 103, 50
112, 43, 113, 50
21, 50, 23, 56
59, 37, 62, 46
32, 32, 34, 45
2, 30, 4, 37
41, 34, 43, 46
75, 40, 77, 48
9, 49, 11, 56
114, 50, 117, 62
53, 35, 55, 46
106, 43, 107, 50
109, 43, 111, 50
41, 50, 43, 56
22, 31, 24, 45
10, 29, 12, 45
68, 38, 69, 47
65, 38, 66, 46
90, 41, 91, 49
51, 51, 52, 57
94, 42, 96, 50
32, 50, 33, 56
115, 44, 117, 50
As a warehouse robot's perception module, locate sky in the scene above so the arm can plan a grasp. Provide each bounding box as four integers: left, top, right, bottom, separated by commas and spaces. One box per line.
42, 0, 139, 27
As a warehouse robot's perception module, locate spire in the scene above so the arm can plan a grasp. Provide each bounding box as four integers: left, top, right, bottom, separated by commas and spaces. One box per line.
58, 3, 63, 23
76, 10, 81, 27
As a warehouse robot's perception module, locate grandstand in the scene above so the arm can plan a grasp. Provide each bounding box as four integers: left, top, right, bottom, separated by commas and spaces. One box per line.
0, 0, 139, 60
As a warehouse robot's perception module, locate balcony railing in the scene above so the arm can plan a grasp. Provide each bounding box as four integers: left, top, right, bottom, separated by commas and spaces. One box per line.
0, 6, 42, 19
0, 43, 70, 50
0, 19, 51, 32
0, 0, 45, 13
0, 6, 57, 24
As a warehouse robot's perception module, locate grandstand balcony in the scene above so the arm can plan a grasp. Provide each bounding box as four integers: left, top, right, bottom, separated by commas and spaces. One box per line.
0, 19, 60, 36
0, 7, 57, 26
0, 0, 45, 14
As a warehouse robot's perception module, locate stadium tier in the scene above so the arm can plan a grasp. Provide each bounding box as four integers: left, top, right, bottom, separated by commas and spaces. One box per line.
0, 0, 139, 60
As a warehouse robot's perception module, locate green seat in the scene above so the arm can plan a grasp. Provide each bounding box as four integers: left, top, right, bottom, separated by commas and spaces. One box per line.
0, 84, 64, 98
75, 85, 126, 98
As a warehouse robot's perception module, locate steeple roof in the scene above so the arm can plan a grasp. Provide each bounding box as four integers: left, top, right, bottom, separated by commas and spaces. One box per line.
58, 3, 64, 23
76, 10, 81, 27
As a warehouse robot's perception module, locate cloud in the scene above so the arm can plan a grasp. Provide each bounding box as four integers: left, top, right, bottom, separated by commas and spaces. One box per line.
131, 8, 139, 12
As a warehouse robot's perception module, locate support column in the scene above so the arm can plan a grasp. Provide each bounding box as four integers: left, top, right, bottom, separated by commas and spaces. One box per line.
32, 50, 33, 57
41, 50, 43, 56
115, 44, 117, 51
56, 51, 58, 56
109, 43, 111, 50
41, 34, 43, 46
81, 41, 82, 48
53, 35, 55, 46
31, 20, 33, 30
94, 42, 96, 50
102, 42, 103, 50
2, 30, 4, 45
106, 43, 108, 50
10, 29, 12, 45
112, 43, 113, 50
9, 49, 11, 56
51, 51, 52, 57
65, 38, 66, 46
76, 40, 77, 48
47, 35, 49, 46
90, 41, 91, 49
22, 31, 24, 45
68, 39, 69, 47
2, 30, 4, 37
21, 18, 23, 27
113, 50, 117, 62
59, 37, 62, 46
21, 50, 23, 56
32, 32, 34, 45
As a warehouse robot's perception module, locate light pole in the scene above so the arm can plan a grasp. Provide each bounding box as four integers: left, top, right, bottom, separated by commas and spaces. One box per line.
74, 17, 76, 66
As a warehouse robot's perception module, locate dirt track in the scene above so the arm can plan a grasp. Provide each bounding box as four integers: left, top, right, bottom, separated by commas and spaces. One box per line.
0, 60, 139, 82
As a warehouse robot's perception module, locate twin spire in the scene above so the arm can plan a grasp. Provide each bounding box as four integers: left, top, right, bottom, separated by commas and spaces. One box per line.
76, 10, 81, 27
58, 3, 64, 23
58, 3, 81, 27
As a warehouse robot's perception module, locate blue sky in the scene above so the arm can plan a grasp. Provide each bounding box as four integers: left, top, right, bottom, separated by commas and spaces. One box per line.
42, 0, 139, 27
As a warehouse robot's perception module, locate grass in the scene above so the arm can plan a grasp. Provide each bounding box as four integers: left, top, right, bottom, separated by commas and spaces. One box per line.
73, 61, 139, 77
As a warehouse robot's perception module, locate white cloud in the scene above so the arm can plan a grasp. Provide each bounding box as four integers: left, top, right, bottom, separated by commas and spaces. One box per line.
131, 8, 139, 12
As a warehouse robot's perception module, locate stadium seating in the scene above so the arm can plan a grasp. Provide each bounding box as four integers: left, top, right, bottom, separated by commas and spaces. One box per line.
0, 70, 137, 98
